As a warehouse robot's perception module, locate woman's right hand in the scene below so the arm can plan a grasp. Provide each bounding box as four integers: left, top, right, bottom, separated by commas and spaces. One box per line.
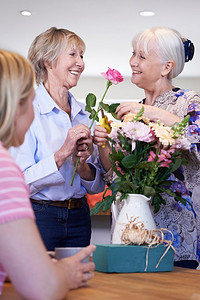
57, 245, 96, 289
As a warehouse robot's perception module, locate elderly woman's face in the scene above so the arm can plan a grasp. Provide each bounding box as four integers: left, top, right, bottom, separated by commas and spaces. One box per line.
129, 41, 165, 90
47, 44, 85, 90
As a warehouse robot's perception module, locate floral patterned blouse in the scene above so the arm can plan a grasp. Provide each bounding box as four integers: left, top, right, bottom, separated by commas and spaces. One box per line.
107, 88, 200, 263
152, 88, 200, 263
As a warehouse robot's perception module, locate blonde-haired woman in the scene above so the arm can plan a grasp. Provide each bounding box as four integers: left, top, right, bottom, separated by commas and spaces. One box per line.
0, 49, 95, 299
11, 27, 105, 251
94, 27, 200, 269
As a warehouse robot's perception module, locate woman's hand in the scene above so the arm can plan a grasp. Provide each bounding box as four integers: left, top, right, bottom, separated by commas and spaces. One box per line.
93, 125, 109, 147
54, 124, 92, 169
73, 136, 94, 165
57, 245, 96, 289
73, 135, 95, 181
116, 102, 144, 120
116, 102, 180, 126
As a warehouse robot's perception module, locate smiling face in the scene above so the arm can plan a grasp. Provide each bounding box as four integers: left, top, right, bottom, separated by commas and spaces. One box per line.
45, 44, 85, 91
129, 41, 166, 91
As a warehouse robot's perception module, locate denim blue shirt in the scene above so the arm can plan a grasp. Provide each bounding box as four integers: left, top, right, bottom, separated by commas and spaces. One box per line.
10, 83, 105, 201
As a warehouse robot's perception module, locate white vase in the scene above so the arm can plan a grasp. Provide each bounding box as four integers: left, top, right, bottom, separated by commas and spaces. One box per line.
112, 193, 156, 244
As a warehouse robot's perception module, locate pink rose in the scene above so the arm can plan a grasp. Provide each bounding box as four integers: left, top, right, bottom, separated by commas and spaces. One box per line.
101, 68, 124, 84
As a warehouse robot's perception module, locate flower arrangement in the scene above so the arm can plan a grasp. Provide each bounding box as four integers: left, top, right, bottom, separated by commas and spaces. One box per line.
70, 68, 123, 186
91, 108, 191, 215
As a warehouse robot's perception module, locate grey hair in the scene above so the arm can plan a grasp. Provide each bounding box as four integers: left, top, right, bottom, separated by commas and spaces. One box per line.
0, 49, 34, 148
132, 27, 185, 80
28, 27, 86, 85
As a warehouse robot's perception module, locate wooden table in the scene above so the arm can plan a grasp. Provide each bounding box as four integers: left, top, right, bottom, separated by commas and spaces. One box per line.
1, 267, 200, 300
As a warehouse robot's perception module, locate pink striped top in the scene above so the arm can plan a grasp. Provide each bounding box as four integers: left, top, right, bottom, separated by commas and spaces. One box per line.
0, 142, 35, 294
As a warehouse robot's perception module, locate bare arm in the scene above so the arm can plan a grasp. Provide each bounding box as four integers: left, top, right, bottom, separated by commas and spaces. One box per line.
116, 102, 180, 126
0, 218, 95, 300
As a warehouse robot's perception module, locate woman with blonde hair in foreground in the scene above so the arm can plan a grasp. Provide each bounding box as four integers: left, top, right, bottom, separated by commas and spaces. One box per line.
0, 49, 95, 299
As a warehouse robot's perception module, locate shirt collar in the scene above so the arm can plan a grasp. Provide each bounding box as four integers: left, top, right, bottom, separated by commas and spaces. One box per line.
35, 83, 85, 119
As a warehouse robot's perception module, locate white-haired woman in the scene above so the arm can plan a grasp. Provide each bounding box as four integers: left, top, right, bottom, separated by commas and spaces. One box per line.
11, 27, 105, 251
0, 49, 96, 299
94, 27, 200, 269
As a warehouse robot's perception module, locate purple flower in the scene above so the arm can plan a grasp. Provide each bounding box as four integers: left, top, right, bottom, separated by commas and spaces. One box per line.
188, 124, 200, 136
187, 103, 197, 113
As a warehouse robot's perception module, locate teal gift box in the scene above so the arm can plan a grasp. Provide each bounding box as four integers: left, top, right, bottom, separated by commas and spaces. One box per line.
93, 244, 174, 273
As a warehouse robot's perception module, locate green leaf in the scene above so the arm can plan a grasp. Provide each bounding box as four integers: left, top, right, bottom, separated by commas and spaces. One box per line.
102, 195, 114, 212
169, 158, 182, 172
86, 93, 97, 107
151, 194, 166, 213
174, 194, 193, 210
143, 186, 156, 196
89, 109, 99, 121
109, 103, 120, 113
101, 103, 110, 112
136, 161, 154, 170
122, 154, 140, 168
90, 201, 104, 215
85, 104, 92, 113
133, 106, 144, 121
111, 112, 119, 120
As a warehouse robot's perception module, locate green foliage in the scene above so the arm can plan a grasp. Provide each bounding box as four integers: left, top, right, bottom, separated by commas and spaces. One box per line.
85, 93, 96, 110
90, 108, 190, 215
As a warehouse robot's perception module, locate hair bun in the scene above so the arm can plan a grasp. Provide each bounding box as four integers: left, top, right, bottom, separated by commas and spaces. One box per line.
184, 39, 195, 62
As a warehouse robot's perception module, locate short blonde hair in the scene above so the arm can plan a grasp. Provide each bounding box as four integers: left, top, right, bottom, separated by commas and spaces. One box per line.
132, 27, 185, 80
28, 27, 86, 85
0, 49, 34, 148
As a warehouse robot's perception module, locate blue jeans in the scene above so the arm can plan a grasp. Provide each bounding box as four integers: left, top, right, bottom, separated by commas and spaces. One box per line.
31, 202, 91, 251
174, 260, 198, 269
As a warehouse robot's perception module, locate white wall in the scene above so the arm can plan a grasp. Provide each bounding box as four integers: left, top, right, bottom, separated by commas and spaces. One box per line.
71, 76, 200, 103
91, 215, 111, 245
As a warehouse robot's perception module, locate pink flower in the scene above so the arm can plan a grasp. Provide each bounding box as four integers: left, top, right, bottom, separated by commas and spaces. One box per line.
159, 161, 172, 168
109, 127, 121, 142
148, 151, 156, 162
148, 149, 172, 168
122, 122, 155, 143
115, 161, 125, 175
157, 149, 172, 168
101, 68, 124, 85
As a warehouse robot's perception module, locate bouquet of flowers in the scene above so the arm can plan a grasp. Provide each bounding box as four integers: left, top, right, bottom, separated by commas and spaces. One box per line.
91, 107, 191, 215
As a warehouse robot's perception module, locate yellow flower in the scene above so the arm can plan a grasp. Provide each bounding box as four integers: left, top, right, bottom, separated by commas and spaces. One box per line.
111, 121, 123, 128
123, 113, 136, 122
99, 115, 111, 133
124, 113, 150, 124
99, 115, 111, 148
149, 122, 175, 146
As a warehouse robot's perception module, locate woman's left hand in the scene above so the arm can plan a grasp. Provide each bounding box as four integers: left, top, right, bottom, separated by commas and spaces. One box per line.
73, 136, 94, 165
116, 102, 144, 120
116, 101, 181, 126
72, 136, 95, 181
